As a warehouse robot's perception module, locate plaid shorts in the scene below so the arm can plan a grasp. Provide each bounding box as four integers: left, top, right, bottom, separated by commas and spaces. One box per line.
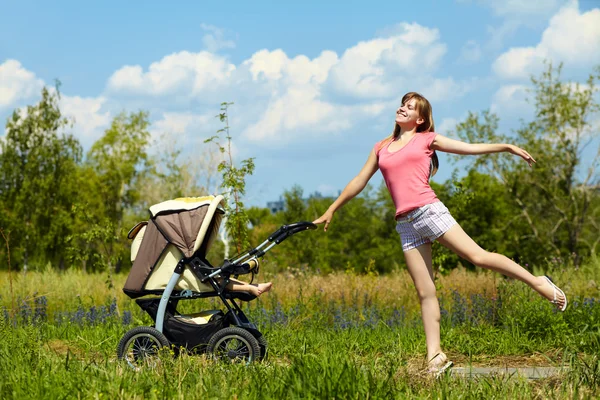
395, 201, 457, 252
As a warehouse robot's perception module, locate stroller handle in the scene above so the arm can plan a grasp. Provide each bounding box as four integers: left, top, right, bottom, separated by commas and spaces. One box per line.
228, 221, 317, 267
267, 221, 317, 244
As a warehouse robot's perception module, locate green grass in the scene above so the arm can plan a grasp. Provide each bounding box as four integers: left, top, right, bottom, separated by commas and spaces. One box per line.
1, 261, 599, 399
1, 320, 599, 399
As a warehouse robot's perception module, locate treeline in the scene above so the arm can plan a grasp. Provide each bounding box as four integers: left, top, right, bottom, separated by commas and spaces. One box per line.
0, 86, 215, 273
1, 64, 598, 274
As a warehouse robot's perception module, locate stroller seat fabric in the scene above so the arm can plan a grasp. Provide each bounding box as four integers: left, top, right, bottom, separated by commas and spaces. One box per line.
123, 196, 226, 299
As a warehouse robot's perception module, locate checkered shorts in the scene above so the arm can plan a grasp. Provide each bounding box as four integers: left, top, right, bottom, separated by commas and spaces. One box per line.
395, 201, 457, 252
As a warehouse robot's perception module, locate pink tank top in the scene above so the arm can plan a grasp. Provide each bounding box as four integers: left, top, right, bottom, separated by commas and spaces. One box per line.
375, 132, 439, 217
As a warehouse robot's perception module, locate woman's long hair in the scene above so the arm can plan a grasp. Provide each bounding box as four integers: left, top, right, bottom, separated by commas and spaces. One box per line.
383, 92, 439, 178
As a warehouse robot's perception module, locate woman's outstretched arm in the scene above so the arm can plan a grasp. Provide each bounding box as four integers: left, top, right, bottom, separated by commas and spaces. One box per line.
431, 134, 536, 166
313, 149, 379, 231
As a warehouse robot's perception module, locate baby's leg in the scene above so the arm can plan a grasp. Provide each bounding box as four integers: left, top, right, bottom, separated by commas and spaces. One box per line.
227, 278, 273, 297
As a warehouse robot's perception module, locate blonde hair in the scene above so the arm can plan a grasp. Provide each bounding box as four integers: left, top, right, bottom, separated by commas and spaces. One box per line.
378, 92, 439, 177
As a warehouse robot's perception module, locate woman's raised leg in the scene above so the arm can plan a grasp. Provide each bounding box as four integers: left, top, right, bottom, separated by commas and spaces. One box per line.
436, 224, 566, 309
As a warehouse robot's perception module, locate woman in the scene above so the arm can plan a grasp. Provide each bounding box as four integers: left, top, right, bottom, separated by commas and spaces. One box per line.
313, 92, 567, 376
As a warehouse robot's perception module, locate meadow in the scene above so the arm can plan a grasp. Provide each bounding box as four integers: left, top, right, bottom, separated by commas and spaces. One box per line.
1, 259, 600, 399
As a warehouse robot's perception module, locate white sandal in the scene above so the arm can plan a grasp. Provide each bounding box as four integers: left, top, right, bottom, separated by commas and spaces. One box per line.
544, 275, 568, 312
427, 353, 453, 378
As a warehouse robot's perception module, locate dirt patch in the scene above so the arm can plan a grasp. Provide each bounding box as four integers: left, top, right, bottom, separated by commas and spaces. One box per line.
443, 349, 567, 367
46, 339, 101, 361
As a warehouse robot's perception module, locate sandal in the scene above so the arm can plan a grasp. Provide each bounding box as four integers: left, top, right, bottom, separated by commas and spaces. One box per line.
544, 276, 568, 312
427, 352, 453, 378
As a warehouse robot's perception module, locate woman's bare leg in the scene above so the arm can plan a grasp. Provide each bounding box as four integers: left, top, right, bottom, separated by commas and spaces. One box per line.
436, 224, 566, 308
226, 278, 273, 297
404, 243, 445, 362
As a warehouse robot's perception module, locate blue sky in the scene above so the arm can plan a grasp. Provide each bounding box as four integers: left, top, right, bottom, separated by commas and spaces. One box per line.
1, 0, 599, 207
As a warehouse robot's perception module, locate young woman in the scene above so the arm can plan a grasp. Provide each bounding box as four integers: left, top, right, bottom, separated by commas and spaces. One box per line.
313, 92, 567, 376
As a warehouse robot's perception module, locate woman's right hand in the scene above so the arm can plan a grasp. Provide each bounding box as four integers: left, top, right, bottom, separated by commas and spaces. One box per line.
313, 210, 334, 232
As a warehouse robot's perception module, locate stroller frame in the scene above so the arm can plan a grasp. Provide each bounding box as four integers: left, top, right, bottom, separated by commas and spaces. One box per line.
155, 219, 316, 333
118, 195, 316, 367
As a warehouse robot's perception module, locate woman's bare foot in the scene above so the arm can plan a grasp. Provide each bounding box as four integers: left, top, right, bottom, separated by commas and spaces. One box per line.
534, 276, 567, 310
247, 282, 273, 297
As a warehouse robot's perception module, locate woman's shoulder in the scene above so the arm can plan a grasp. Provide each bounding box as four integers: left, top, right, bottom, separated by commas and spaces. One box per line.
419, 131, 438, 148
374, 136, 393, 156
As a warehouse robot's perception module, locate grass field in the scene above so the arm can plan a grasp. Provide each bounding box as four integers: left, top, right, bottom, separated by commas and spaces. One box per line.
1, 260, 599, 399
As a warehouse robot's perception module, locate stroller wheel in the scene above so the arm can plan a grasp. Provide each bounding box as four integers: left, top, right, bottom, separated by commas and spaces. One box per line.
256, 333, 268, 360
117, 326, 170, 370
208, 327, 262, 364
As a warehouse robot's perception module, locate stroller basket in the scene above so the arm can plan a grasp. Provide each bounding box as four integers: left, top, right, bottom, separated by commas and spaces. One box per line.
135, 297, 226, 353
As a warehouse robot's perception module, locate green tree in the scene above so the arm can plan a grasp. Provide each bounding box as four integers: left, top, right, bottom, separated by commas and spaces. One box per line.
81, 111, 153, 272
263, 183, 404, 274
0, 85, 82, 270
432, 171, 518, 273
453, 63, 600, 267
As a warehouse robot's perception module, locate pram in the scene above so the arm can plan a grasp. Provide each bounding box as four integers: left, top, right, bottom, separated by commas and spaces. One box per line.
117, 195, 315, 369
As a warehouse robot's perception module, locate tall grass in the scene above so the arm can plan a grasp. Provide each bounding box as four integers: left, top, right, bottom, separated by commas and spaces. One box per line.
3, 257, 596, 314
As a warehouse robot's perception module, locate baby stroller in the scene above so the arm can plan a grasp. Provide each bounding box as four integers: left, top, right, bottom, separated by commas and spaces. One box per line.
117, 195, 315, 369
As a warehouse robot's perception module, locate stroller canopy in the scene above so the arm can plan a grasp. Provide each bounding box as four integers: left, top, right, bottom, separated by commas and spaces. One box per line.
123, 195, 225, 298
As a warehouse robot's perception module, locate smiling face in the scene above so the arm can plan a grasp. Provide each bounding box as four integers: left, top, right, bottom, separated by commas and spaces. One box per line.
395, 98, 424, 129
393, 92, 434, 135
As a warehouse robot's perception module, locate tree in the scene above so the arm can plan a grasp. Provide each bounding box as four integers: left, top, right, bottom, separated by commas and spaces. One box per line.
431, 171, 518, 273
80, 111, 153, 272
453, 63, 600, 267
137, 131, 221, 209
259, 183, 404, 274
0, 85, 82, 270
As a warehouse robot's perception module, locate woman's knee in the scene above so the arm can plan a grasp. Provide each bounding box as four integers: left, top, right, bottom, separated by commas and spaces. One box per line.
415, 282, 437, 302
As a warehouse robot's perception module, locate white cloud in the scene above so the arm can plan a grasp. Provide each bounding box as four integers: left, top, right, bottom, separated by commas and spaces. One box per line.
490, 84, 531, 117
241, 85, 355, 142
103, 21, 467, 145
200, 23, 235, 52
437, 118, 459, 136
244, 49, 338, 85
106, 51, 236, 96
0, 75, 110, 150
151, 111, 212, 136
0, 60, 44, 109
422, 77, 474, 103
148, 110, 244, 160
0, 20, 472, 149
327, 23, 447, 99
493, 3, 600, 80
60, 95, 111, 144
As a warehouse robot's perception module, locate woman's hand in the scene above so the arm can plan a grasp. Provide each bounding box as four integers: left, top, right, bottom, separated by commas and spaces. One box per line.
313, 210, 334, 232
508, 145, 536, 167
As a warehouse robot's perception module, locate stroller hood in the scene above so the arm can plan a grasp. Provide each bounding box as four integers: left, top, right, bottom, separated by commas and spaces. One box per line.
123, 195, 225, 298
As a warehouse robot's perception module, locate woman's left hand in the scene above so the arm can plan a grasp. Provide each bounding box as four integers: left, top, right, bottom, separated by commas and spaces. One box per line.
508, 145, 536, 167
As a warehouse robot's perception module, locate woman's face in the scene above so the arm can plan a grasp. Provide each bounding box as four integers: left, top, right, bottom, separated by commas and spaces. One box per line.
395, 98, 423, 128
